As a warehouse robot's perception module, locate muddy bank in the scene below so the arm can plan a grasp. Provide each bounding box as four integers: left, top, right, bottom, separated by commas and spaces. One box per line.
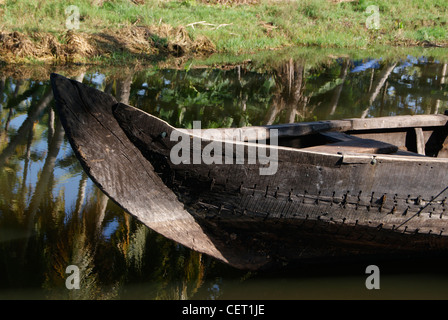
0, 24, 216, 65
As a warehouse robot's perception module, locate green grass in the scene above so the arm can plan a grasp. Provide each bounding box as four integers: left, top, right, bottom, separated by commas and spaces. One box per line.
1, 0, 448, 63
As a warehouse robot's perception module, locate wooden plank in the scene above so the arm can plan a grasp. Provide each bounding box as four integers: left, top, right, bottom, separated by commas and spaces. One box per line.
319, 131, 357, 143
260, 120, 353, 138
50, 73, 234, 267
393, 150, 427, 157
302, 136, 398, 154
185, 115, 448, 141
350, 131, 407, 150
415, 127, 426, 155
349, 114, 448, 131
184, 127, 266, 142
51, 73, 448, 269
184, 120, 353, 141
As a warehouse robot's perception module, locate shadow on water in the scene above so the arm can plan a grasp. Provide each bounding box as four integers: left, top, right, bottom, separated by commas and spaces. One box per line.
1, 50, 448, 299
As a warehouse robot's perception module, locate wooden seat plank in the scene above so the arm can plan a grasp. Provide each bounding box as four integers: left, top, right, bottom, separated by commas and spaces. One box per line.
349, 114, 448, 130
303, 134, 399, 154
184, 115, 448, 142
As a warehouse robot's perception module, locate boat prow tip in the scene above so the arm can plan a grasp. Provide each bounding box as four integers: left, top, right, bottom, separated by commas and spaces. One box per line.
50, 73, 70, 87
50, 73, 74, 100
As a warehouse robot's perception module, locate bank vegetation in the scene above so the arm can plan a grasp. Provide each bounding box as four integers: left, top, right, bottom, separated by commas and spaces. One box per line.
0, 0, 447, 65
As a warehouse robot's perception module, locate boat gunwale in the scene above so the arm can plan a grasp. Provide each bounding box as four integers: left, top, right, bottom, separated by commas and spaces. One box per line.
115, 103, 448, 165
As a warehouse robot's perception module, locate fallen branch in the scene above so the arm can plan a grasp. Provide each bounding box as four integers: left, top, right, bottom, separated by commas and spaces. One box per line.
186, 21, 215, 30
215, 23, 233, 29
186, 21, 233, 30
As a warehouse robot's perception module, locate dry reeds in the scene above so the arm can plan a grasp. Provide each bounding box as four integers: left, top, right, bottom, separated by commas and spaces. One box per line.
0, 31, 42, 58
150, 24, 216, 56
0, 30, 94, 62
65, 30, 96, 58
0, 23, 216, 64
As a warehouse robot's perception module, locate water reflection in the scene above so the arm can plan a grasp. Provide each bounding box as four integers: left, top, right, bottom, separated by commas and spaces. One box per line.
1, 54, 448, 299
124, 56, 448, 128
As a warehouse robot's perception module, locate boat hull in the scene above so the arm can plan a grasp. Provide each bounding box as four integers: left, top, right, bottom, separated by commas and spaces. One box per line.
51, 73, 448, 269
113, 102, 448, 238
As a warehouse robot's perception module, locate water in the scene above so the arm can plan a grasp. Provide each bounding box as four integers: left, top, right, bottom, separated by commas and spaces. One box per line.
1, 50, 448, 300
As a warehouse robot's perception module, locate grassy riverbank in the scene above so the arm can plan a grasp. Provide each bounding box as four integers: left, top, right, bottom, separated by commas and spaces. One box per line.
0, 0, 447, 65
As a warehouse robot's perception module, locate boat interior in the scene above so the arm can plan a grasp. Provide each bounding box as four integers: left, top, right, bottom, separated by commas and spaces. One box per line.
277, 117, 448, 158
278, 126, 447, 157
193, 114, 448, 158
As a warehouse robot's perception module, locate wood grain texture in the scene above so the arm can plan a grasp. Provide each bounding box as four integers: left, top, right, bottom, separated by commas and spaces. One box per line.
113, 96, 448, 244
182, 115, 448, 141
50, 73, 254, 268
52, 73, 448, 269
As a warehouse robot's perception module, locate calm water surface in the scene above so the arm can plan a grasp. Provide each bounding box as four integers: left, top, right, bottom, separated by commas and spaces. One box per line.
1, 51, 448, 299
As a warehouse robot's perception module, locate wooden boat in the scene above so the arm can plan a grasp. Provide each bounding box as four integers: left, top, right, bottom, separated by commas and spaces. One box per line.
51, 73, 448, 270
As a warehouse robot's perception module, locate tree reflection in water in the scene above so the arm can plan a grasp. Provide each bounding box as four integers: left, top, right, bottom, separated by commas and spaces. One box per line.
0, 54, 447, 299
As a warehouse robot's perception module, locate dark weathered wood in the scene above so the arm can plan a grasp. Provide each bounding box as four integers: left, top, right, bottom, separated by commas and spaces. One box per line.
50, 73, 262, 270
52, 73, 448, 270
182, 120, 353, 141
349, 115, 448, 130
113, 101, 448, 233
184, 114, 448, 141
393, 150, 426, 157
319, 131, 357, 143
117, 102, 448, 221
303, 134, 398, 154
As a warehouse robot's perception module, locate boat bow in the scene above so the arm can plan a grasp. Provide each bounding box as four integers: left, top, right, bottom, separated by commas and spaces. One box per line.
50, 73, 273, 269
